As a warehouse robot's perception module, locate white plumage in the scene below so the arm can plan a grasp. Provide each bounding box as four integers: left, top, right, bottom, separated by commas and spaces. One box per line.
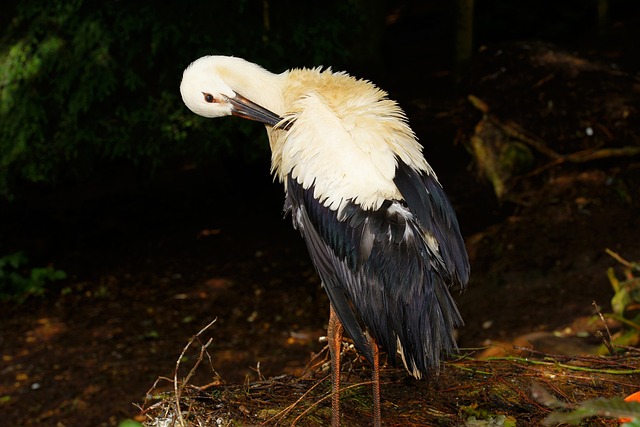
181, 56, 432, 211
180, 55, 470, 427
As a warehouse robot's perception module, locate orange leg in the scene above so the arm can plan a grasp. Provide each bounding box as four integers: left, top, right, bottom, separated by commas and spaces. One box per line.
327, 305, 343, 427
370, 335, 381, 427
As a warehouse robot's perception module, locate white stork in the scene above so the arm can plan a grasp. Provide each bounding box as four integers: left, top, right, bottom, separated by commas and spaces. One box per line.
180, 55, 470, 427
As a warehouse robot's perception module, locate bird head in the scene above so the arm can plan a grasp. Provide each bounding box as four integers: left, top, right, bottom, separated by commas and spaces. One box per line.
180, 55, 282, 126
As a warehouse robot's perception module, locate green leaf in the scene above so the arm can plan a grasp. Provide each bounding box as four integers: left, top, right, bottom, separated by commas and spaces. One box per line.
544, 397, 640, 425
612, 286, 632, 316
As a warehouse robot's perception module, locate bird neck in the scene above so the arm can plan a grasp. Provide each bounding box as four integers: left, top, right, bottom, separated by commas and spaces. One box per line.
225, 60, 287, 117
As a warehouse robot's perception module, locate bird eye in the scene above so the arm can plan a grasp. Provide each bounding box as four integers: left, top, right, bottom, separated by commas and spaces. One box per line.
203, 93, 215, 103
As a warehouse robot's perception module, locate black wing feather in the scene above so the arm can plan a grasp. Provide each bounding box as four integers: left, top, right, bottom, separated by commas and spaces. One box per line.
284, 156, 469, 377
285, 178, 374, 364
394, 159, 470, 287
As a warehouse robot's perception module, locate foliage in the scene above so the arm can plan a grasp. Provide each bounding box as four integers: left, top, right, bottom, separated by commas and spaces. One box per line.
604, 250, 640, 350
0, 0, 362, 199
540, 253, 640, 425
0, 251, 67, 301
543, 397, 640, 426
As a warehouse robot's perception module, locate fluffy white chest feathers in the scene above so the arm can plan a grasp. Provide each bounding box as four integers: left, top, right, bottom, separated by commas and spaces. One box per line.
269, 69, 430, 212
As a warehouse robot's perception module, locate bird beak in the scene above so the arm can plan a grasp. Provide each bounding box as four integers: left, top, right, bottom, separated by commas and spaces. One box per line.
228, 93, 282, 127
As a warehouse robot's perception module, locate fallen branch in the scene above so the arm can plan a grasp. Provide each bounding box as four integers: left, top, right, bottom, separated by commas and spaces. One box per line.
606, 248, 640, 272
468, 94, 640, 166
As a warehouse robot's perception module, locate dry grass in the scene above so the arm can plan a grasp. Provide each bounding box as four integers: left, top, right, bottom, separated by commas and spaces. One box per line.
134, 320, 640, 427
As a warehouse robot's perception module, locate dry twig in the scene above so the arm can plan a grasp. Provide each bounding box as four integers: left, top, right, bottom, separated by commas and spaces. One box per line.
173, 318, 218, 427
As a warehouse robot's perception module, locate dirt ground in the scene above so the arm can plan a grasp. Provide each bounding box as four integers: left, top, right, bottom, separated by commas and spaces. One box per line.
2, 29, 640, 427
